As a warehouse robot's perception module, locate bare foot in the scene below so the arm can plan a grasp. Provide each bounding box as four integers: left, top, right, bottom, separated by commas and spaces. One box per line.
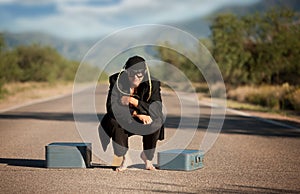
140, 152, 157, 171
116, 156, 129, 172
116, 166, 127, 172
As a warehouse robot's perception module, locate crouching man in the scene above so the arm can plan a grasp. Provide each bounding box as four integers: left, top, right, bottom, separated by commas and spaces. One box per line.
101, 56, 164, 172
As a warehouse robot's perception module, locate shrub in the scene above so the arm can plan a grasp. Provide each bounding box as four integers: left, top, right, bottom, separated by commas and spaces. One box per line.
228, 84, 297, 111
0, 78, 7, 99
0, 43, 97, 84
245, 89, 280, 110
210, 82, 226, 98
288, 88, 300, 111
194, 83, 209, 94
227, 86, 252, 102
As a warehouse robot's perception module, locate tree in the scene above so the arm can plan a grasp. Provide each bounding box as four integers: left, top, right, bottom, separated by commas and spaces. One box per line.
0, 33, 5, 52
211, 8, 300, 86
156, 42, 204, 83
211, 13, 252, 86
14, 44, 59, 82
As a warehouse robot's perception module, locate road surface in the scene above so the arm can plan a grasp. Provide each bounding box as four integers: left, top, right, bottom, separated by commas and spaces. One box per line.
0, 84, 300, 193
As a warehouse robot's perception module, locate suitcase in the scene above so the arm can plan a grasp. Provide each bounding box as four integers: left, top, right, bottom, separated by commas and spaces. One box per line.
46, 142, 92, 168
158, 149, 204, 171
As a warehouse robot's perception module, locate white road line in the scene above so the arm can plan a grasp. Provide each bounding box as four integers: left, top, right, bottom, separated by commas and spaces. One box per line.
226, 108, 299, 130
199, 99, 299, 130
0, 85, 93, 113
0, 93, 72, 113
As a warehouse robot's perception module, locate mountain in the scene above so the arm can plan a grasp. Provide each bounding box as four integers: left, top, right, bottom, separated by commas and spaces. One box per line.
173, 0, 300, 38
2, 0, 300, 61
214, 0, 300, 15
2, 31, 96, 61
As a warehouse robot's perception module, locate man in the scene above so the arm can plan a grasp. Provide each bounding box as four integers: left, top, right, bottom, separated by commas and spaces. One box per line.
101, 56, 164, 171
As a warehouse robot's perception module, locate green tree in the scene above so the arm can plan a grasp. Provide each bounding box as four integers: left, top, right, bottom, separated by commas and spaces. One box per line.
157, 43, 204, 82
0, 33, 4, 52
211, 8, 300, 86
211, 13, 251, 86
0, 51, 22, 82
244, 8, 300, 85
12, 44, 78, 82
0, 34, 6, 97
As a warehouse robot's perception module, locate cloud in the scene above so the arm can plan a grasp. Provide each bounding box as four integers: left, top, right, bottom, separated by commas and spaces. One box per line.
0, 0, 260, 40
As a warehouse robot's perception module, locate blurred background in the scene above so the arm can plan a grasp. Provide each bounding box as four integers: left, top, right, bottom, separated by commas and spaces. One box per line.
0, 0, 299, 114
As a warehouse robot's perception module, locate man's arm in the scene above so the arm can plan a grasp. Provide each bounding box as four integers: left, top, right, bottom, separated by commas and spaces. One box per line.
106, 74, 132, 123
136, 81, 163, 119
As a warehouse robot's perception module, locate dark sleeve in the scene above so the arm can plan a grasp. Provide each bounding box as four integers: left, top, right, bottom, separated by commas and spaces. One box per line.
136, 81, 163, 119
106, 75, 132, 123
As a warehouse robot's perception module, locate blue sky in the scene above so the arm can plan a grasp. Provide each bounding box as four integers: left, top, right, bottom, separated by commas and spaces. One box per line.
0, 0, 259, 40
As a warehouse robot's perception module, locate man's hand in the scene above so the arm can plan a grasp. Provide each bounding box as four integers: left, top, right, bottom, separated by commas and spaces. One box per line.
120, 96, 138, 107
129, 96, 138, 107
136, 114, 152, 124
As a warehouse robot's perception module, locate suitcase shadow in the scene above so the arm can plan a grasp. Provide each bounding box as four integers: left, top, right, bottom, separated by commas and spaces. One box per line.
0, 158, 45, 168
0, 159, 147, 170
0, 158, 110, 169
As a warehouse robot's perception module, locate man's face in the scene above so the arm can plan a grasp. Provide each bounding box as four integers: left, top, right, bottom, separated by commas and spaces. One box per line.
127, 69, 145, 87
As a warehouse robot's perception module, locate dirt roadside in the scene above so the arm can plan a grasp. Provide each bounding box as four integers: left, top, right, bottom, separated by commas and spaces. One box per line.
0, 82, 75, 112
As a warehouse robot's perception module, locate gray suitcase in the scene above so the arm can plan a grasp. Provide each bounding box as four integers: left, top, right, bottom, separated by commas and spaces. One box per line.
158, 149, 204, 171
46, 142, 92, 168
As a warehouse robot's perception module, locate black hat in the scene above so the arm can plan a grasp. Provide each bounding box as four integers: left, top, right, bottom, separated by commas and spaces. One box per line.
124, 56, 146, 70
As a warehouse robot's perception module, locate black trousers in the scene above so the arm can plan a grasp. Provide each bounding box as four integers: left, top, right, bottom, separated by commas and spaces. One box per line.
101, 115, 160, 160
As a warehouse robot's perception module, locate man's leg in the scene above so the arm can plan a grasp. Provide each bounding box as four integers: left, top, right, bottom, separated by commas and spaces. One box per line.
107, 118, 128, 157
141, 129, 160, 170
109, 118, 130, 171
112, 127, 129, 157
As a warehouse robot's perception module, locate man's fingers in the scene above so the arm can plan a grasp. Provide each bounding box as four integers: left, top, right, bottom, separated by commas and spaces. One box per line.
143, 117, 152, 124
136, 115, 152, 124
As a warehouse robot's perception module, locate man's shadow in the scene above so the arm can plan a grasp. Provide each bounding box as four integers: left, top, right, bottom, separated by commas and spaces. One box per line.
98, 121, 110, 152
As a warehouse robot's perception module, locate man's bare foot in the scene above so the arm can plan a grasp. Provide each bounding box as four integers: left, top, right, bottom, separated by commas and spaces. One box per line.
140, 152, 157, 171
116, 156, 129, 172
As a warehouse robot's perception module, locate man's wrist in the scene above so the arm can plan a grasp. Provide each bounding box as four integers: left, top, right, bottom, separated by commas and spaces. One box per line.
129, 97, 139, 107
132, 110, 137, 117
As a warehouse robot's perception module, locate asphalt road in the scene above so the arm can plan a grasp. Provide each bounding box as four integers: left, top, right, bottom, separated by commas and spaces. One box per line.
0, 84, 300, 193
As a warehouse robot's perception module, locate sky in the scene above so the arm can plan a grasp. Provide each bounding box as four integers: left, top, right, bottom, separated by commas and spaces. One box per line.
0, 0, 260, 40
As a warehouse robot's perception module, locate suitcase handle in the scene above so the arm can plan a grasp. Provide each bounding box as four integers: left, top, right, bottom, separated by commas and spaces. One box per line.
195, 156, 203, 163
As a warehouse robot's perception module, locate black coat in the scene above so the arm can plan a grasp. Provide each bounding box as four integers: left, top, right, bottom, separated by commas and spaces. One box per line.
101, 72, 164, 140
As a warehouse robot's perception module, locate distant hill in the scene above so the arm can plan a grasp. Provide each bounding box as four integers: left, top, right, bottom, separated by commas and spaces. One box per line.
2, 32, 96, 61
173, 0, 300, 38
2, 0, 300, 61
215, 0, 300, 15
